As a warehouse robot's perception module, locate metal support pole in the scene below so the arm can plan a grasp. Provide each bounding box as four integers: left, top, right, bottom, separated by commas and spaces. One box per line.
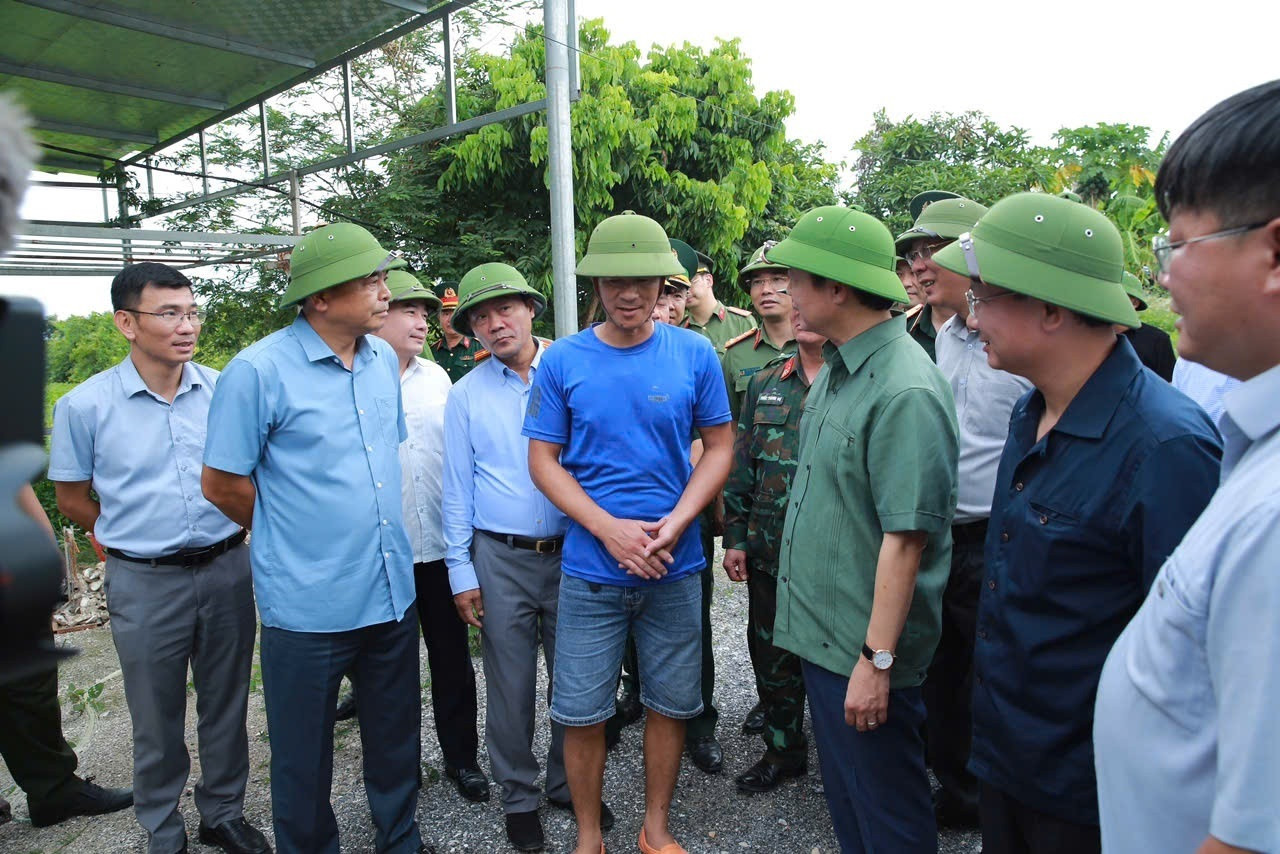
145, 157, 154, 201
544, 0, 577, 337
567, 0, 580, 97
442, 12, 457, 125
259, 101, 271, 180
116, 172, 133, 262
342, 60, 355, 154
198, 130, 209, 196
101, 185, 110, 223
289, 170, 301, 235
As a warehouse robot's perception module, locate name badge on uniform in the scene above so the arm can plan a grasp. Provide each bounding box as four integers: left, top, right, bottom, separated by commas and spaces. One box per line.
757, 391, 785, 406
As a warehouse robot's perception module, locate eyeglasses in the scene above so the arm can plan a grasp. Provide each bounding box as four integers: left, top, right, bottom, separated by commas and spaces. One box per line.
1152, 220, 1271, 274
127, 308, 205, 326
903, 240, 952, 265
748, 274, 790, 289
965, 289, 1017, 317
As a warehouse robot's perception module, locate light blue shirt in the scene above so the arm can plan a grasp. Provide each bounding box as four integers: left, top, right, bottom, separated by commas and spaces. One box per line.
1095, 361, 1280, 853
1172, 357, 1240, 428
48, 356, 238, 555
442, 341, 567, 594
203, 314, 415, 633
935, 315, 1031, 522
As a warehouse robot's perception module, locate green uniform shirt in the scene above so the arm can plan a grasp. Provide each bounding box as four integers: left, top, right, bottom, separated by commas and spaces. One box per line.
904, 304, 938, 363
774, 317, 959, 689
720, 328, 796, 422
683, 300, 757, 354
723, 353, 812, 574
433, 335, 485, 383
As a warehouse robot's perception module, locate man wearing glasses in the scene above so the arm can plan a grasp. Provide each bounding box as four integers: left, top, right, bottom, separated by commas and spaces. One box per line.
720, 243, 796, 423
51, 262, 267, 854
897, 190, 964, 362
203, 224, 436, 853
931, 194, 1222, 854
901, 196, 1033, 830
1094, 79, 1280, 854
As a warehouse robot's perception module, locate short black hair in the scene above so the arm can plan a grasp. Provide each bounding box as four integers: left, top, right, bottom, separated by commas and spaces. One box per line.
815, 276, 895, 312
110, 262, 194, 312
1156, 79, 1280, 226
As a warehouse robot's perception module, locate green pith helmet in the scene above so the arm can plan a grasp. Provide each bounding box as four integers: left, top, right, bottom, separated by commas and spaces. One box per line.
932, 192, 1140, 328
386, 270, 442, 309
1058, 189, 1084, 204
737, 241, 788, 294
669, 238, 699, 279
452, 262, 546, 336
895, 197, 989, 251
908, 189, 962, 223
576, 212, 685, 278
767, 205, 907, 303
434, 280, 460, 308
280, 222, 406, 308
1122, 271, 1148, 311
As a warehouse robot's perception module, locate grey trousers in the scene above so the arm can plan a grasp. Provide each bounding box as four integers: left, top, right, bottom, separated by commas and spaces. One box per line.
105, 544, 256, 854
471, 533, 568, 813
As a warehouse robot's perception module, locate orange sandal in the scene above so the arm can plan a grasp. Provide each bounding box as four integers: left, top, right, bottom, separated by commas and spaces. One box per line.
638, 827, 687, 854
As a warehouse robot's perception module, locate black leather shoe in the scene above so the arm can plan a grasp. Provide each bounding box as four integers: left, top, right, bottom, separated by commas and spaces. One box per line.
444, 765, 490, 803
548, 797, 615, 832
687, 736, 724, 774
614, 686, 643, 727
741, 703, 766, 735
334, 692, 358, 722
28, 776, 134, 827
505, 809, 545, 851
197, 817, 271, 853
734, 757, 806, 794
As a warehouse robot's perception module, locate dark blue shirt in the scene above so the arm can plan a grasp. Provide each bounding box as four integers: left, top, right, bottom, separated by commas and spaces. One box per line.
969, 336, 1222, 825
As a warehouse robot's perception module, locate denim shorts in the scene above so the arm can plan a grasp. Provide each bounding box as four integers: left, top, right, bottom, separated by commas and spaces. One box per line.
549, 571, 703, 726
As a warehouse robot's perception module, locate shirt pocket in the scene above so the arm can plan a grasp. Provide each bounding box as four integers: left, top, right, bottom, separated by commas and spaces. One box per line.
1123, 554, 1211, 732
374, 395, 401, 447
750, 404, 790, 458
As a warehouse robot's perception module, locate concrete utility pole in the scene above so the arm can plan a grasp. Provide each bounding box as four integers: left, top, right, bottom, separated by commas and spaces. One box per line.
544, 0, 577, 337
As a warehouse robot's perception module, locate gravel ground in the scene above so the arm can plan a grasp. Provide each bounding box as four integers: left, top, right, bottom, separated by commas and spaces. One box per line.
2, 544, 981, 854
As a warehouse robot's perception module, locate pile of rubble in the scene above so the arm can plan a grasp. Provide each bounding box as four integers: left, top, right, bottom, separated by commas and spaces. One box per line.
52, 527, 109, 633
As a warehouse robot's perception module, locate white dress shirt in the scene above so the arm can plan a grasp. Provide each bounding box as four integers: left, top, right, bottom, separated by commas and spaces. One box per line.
400, 355, 453, 563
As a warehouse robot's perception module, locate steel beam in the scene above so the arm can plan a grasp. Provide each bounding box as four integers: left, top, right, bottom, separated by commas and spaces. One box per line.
259, 102, 271, 179
377, 0, 434, 12
35, 118, 156, 145
122, 0, 479, 166
342, 61, 355, 154
198, 130, 210, 196
15, 0, 315, 67
145, 98, 549, 217
0, 59, 227, 110
20, 223, 297, 245
442, 12, 457, 125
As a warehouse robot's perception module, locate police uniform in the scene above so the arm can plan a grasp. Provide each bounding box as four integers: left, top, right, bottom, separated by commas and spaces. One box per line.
433, 281, 485, 382
682, 300, 757, 353
723, 353, 812, 777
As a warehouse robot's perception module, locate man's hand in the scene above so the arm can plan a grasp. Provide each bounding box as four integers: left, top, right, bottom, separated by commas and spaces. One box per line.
600, 517, 672, 579
453, 589, 484, 628
723, 548, 748, 582
844, 656, 890, 731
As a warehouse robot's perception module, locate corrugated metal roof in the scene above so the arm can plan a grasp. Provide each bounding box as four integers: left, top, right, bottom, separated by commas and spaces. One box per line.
0, 0, 459, 174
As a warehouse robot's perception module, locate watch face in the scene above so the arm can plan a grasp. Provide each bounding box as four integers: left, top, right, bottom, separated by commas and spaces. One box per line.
873, 650, 894, 670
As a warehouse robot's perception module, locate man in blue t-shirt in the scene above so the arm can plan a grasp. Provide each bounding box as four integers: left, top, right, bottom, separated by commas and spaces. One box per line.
525, 212, 733, 854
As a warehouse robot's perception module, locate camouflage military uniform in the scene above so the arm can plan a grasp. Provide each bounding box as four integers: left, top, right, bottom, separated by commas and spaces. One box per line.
723, 352, 812, 767
433, 335, 485, 383
720, 328, 795, 422
682, 300, 757, 354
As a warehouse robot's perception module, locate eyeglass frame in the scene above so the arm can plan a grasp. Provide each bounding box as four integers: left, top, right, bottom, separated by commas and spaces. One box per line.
958, 231, 1018, 316
903, 238, 953, 266
1152, 220, 1272, 274
125, 308, 205, 326
964, 288, 1018, 317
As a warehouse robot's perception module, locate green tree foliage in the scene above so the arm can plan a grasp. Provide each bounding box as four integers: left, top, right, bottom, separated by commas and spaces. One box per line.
45, 312, 129, 383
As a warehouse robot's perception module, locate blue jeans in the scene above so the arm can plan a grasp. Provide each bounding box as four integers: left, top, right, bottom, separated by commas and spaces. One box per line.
802, 660, 937, 854
260, 612, 423, 854
550, 572, 702, 725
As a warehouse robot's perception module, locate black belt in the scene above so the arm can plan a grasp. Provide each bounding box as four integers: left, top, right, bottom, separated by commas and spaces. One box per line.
476, 529, 563, 555
105, 529, 247, 568
952, 518, 989, 545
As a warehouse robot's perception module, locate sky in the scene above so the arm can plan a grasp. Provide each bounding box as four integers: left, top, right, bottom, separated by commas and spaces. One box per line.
4, 0, 1276, 318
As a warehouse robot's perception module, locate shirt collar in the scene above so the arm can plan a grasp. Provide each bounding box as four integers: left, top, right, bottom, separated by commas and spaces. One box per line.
1222, 361, 1280, 441
292, 313, 374, 365
939, 313, 972, 341
825, 316, 907, 375
1049, 336, 1144, 440
118, 354, 202, 399
487, 337, 546, 379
